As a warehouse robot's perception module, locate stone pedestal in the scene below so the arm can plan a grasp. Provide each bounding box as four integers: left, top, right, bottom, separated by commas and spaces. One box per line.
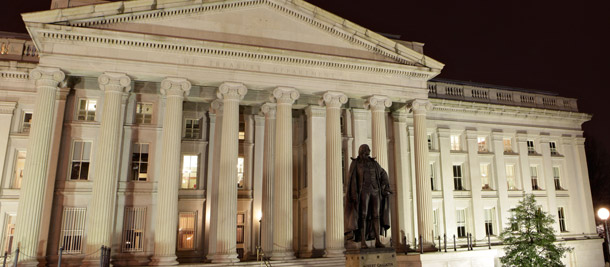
346, 248, 397, 267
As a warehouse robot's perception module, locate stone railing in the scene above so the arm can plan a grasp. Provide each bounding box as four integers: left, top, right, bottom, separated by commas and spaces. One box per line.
428, 79, 578, 112
0, 35, 39, 63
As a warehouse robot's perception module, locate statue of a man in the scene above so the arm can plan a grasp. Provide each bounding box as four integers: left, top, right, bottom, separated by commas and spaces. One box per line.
344, 144, 392, 248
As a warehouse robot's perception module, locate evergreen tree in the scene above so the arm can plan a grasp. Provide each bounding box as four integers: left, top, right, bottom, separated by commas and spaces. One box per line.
499, 194, 572, 267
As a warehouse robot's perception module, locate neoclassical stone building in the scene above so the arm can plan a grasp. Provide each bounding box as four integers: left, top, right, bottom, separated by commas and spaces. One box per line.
0, 0, 603, 266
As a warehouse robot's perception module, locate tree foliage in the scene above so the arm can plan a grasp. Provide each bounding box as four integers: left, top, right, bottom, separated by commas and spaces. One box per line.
499, 194, 572, 267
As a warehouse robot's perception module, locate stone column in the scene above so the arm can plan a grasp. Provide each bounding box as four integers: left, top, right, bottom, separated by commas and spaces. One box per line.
260, 103, 276, 255
151, 78, 191, 265
210, 82, 247, 263
0, 102, 16, 187
351, 109, 370, 158
251, 114, 265, 251
408, 99, 435, 249
572, 137, 597, 233
516, 133, 533, 193
13, 67, 64, 266
84, 72, 132, 264
539, 135, 560, 233
364, 95, 391, 170
437, 128, 456, 238
271, 87, 299, 261
304, 105, 326, 257
205, 100, 223, 258
321, 92, 347, 257
491, 132, 510, 230
391, 110, 412, 251
465, 130, 484, 240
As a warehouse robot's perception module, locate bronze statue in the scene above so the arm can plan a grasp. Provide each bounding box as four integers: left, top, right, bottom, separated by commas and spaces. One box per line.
344, 144, 392, 248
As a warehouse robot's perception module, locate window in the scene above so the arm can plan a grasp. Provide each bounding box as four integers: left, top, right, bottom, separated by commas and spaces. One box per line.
433, 209, 440, 238
553, 166, 563, 190
3, 215, 15, 254
12, 151, 26, 189
238, 121, 245, 140
237, 213, 245, 244
77, 99, 96, 121
527, 140, 535, 154
430, 163, 436, 191
237, 157, 245, 189
453, 164, 464, 190
450, 135, 460, 151
530, 166, 540, 190
550, 142, 558, 155
477, 137, 488, 152
456, 209, 466, 238
122, 207, 146, 252
484, 208, 494, 236
480, 163, 491, 190
503, 138, 513, 153
70, 141, 92, 180
130, 144, 149, 181
558, 207, 566, 232
178, 212, 196, 250
21, 112, 32, 133
181, 155, 198, 189
135, 103, 153, 124
59, 207, 86, 254
506, 164, 517, 190
427, 134, 433, 150
184, 118, 201, 139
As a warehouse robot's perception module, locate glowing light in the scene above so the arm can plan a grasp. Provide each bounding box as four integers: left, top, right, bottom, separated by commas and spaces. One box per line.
256, 210, 263, 221
598, 208, 610, 220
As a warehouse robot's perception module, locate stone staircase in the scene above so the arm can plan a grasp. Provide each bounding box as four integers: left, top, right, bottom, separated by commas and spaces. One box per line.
181, 257, 346, 267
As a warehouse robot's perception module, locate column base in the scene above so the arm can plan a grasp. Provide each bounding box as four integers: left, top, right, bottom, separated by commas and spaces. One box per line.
271, 250, 295, 261
15, 259, 39, 267
324, 248, 345, 258
419, 242, 438, 253
149, 255, 179, 266
208, 253, 239, 264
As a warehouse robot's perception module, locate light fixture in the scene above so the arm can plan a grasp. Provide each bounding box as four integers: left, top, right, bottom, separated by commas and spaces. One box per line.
598, 208, 609, 220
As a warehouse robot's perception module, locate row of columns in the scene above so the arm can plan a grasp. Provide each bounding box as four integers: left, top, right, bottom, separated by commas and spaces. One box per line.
14, 66, 436, 265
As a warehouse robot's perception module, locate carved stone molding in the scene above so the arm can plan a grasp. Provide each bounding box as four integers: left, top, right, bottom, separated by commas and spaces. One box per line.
272, 87, 299, 105
98, 72, 131, 93
364, 95, 391, 112
161, 77, 192, 97
30, 67, 65, 88
408, 99, 433, 115
259, 102, 276, 118
320, 91, 347, 109
217, 82, 247, 101
0, 102, 16, 114
210, 99, 224, 115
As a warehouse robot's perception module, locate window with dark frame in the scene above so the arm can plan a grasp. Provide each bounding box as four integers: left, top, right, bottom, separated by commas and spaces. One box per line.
131, 144, 149, 181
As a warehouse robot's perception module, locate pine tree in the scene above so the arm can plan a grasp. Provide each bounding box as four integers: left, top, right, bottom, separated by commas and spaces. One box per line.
499, 194, 572, 267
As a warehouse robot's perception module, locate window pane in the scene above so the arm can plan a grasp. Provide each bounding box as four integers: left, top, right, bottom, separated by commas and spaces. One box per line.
178, 212, 196, 250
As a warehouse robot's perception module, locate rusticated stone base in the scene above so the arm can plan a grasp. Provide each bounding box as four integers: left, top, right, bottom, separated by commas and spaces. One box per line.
346, 247, 397, 267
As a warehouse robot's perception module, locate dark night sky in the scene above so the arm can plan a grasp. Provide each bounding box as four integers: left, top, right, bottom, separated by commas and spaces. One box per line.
3, 1, 610, 203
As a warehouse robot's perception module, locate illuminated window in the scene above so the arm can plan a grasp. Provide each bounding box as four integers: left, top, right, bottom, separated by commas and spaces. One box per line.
3, 215, 15, 254
135, 103, 153, 124
12, 151, 26, 189
21, 112, 32, 133
70, 141, 92, 180
450, 135, 460, 151
181, 155, 198, 189
530, 166, 540, 190
456, 209, 466, 238
184, 118, 201, 139
550, 142, 558, 155
558, 207, 567, 232
477, 137, 488, 152
237, 157, 245, 188
131, 144, 149, 181
238, 131, 245, 140
237, 213, 245, 244
553, 166, 563, 190
122, 207, 146, 252
484, 208, 495, 236
480, 163, 491, 190
506, 164, 517, 190
77, 99, 96, 121
503, 138, 513, 153
178, 212, 196, 250
453, 164, 464, 190
527, 140, 535, 154
59, 207, 86, 254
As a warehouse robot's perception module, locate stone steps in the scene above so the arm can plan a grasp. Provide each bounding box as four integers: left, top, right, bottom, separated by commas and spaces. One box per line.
181, 257, 346, 267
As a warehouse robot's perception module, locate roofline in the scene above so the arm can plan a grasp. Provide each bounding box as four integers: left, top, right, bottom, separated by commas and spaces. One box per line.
430, 78, 559, 96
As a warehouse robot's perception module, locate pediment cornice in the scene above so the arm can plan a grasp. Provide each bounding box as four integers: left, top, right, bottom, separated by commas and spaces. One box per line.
22, 0, 444, 72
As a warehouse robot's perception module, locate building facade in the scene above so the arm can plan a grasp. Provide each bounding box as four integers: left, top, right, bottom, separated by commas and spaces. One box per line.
0, 0, 603, 266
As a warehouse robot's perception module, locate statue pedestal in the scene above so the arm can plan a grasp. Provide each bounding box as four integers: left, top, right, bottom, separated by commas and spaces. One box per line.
346, 248, 397, 267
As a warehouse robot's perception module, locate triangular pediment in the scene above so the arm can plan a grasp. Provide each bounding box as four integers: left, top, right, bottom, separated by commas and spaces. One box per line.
23, 0, 444, 70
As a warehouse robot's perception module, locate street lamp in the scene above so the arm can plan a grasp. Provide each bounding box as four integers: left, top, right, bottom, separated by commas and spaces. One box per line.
598, 208, 610, 263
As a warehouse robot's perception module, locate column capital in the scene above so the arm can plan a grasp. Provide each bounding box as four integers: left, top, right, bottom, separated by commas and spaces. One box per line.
218, 82, 247, 101
161, 77, 191, 97
539, 134, 550, 143
320, 91, 347, 109
575, 136, 586, 145
364, 95, 391, 112
407, 99, 432, 114
259, 103, 276, 118
304, 105, 326, 118
392, 110, 408, 123
98, 72, 131, 93
30, 67, 65, 88
491, 131, 505, 140
210, 99, 224, 115
0, 102, 16, 114
272, 87, 299, 105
